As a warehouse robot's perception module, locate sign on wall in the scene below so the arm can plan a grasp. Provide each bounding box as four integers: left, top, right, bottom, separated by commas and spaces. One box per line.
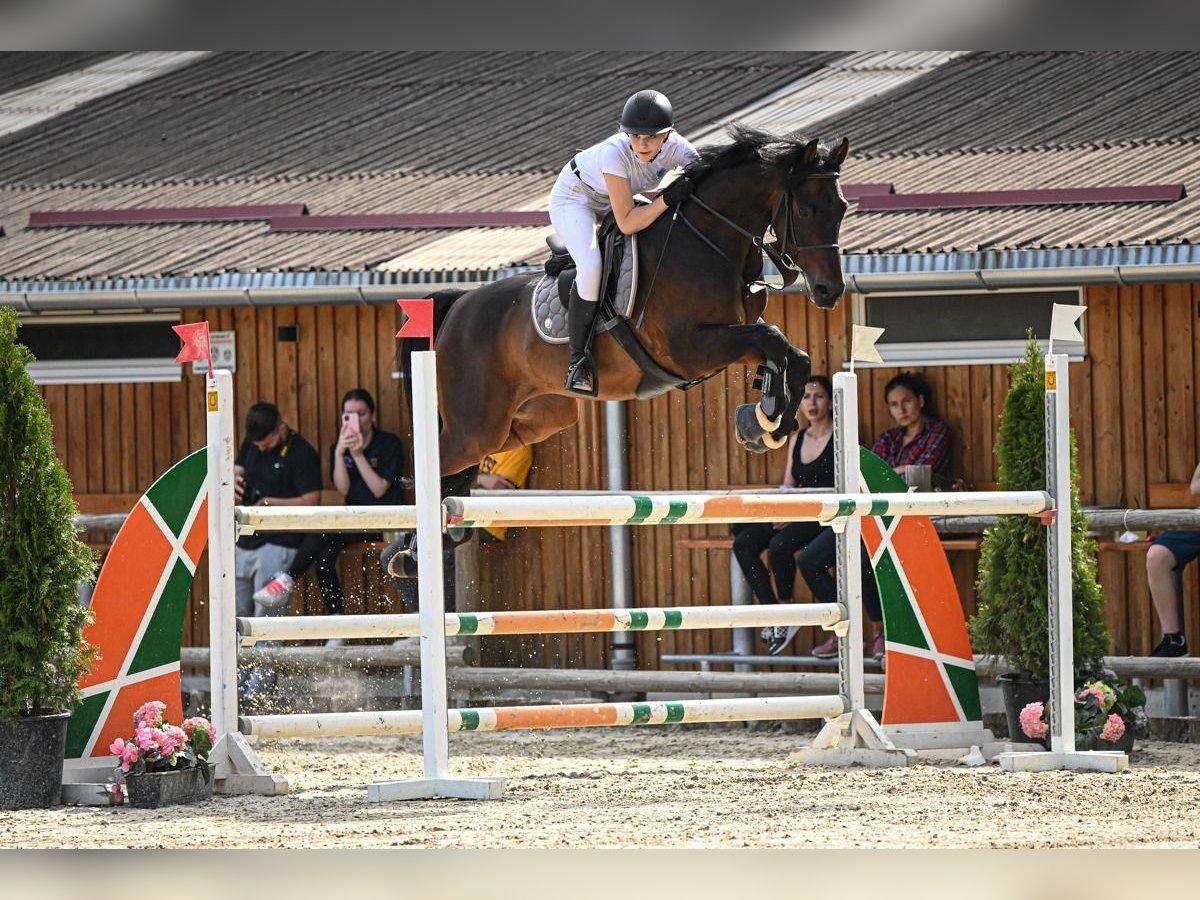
193, 330, 236, 373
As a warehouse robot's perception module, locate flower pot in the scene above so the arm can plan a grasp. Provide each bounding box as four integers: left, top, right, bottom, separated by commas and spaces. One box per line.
0, 710, 70, 810
124, 767, 213, 809
1077, 727, 1137, 758
996, 672, 1049, 746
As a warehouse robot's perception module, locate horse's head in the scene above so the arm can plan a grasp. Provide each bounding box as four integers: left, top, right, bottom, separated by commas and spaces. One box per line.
771, 136, 849, 308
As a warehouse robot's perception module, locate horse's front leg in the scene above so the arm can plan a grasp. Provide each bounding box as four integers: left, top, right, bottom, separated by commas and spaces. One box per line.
675, 322, 797, 453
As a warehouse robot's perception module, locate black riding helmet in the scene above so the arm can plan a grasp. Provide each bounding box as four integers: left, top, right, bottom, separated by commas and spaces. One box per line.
619, 90, 674, 135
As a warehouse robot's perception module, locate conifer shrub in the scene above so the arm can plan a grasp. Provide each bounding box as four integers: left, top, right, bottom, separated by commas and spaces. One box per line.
969, 338, 1109, 677
0, 307, 97, 717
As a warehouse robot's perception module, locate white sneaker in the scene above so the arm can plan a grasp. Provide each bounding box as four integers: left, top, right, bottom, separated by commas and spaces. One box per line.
253, 571, 295, 610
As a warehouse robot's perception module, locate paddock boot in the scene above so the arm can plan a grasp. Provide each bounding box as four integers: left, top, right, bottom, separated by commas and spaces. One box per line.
565, 286, 600, 396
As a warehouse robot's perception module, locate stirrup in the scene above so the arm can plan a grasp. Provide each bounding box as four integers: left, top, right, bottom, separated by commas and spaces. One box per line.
565, 353, 599, 397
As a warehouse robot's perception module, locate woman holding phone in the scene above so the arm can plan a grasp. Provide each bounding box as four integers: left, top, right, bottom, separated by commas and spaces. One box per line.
253, 388, 406, 636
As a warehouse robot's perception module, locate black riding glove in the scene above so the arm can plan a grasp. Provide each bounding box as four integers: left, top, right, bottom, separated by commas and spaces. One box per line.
661, 175, 694, 208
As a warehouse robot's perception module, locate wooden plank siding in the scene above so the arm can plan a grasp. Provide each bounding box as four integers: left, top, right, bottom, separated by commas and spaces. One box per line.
42, 282, 1200, 667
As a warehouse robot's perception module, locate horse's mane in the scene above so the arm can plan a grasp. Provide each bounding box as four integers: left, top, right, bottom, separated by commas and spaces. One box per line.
684, 126, 839, 182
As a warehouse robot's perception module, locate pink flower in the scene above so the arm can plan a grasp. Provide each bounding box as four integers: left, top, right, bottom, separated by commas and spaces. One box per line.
134, 700, 167, 729
109, 737, 126, 756
183, 717, 217, 745
120, 744, 139, 772
134, 726, 157, 752
1077, 687, 1107, 707
1100, 714, 1125, 743
1020, 702, 1049, 739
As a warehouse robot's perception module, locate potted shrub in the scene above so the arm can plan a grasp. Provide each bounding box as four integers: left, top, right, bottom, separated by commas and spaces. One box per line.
107, 701, 216, 808
969, 338, 1109, 742
0, 307, 97, 809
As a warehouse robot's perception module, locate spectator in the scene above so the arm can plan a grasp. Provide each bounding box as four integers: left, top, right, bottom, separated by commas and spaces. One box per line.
234, 402, 322, 695
800, 371, 949, 661
872, 371, 951, 486
1146, 460, 1200, 656
730, 376, 834, 656
475, 446, 534, 543
253, 389, 406, 645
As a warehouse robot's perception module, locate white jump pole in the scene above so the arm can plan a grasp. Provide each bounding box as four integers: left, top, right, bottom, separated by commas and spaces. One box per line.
368, 350, 505, 802
997, 352, 1127, 773
794, 370, 912, 767
205, 370, 288, 796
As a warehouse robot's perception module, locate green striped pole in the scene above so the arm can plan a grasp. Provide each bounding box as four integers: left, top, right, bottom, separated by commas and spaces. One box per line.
241, 695, 848, 740
236, 602, 847, 645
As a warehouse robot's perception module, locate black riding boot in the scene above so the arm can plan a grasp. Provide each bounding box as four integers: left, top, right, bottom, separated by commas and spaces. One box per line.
565, 286, 600, 396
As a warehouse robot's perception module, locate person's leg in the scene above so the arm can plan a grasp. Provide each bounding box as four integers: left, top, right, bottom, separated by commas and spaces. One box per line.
286, 533, 325, 580
254, 532, 326, 607
249, 543, 297, 694
313, 534, 355, 617
1146, 532, 1199, 655
550, 197, 603, 393
767, 521, 823, 601
731, 523, 777, 605
763, 522, 824, 655
861, 541, 886, 659
797, 527, 837, 602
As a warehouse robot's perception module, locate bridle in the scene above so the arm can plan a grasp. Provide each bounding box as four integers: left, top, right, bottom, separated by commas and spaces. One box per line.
635, 168, 841, 325
680, 170, 842, 286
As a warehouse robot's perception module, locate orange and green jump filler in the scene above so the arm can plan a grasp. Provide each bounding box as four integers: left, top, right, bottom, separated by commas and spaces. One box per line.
443, 490, 1054, 529
238, 696, 848, 740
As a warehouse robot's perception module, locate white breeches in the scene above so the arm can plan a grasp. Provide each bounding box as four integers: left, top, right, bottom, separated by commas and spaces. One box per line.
548, 167, 608, 302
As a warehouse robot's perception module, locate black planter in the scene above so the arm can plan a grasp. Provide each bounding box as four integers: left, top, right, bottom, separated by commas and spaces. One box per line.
124, 767, 213, 809
1077, 726, 1137, 758
0, 710, 70, 810
997, 672, 1050, 745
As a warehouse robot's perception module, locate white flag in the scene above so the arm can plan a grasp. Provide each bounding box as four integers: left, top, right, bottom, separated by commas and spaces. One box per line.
1049, 303, 1086, 344
851, 324, 885, 364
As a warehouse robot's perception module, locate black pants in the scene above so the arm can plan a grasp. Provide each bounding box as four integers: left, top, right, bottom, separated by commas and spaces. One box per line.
287, 531, 382, 616
731, 521, 825, 604
796, 527, 883, 623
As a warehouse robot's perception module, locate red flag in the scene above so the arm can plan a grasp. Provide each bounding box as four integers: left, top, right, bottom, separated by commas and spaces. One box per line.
173, 322, 212, 375
396, 298, 435, 348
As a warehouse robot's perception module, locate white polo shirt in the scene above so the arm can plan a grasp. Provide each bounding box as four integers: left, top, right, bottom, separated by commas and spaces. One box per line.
571, 131, 699, 198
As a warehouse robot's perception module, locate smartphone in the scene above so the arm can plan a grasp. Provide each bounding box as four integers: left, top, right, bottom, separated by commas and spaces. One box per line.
342, 411, 360, 434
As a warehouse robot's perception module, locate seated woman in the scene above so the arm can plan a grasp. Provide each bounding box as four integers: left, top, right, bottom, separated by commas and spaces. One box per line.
801, 371, 950, 660
253, 388, 406, 644
731, 375, 834, 656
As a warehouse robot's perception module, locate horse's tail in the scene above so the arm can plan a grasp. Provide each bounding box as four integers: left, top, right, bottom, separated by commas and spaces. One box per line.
398, 288, 467, 405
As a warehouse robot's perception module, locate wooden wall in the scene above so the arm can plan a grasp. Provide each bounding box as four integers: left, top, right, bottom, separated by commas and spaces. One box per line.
46, 282, 1200, 666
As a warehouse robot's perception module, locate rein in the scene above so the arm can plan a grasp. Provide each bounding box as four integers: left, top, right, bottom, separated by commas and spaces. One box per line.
684, 170, 841, 281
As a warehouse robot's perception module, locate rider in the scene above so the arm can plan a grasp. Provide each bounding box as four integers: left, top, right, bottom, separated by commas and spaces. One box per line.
549, 89, 700, 395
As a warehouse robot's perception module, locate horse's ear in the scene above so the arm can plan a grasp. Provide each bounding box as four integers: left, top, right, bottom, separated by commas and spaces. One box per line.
831, 136, 850, 168
801, 138, 820, 166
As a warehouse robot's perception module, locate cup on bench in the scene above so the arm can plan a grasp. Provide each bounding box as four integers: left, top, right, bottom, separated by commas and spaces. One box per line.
903, 464, 932, 493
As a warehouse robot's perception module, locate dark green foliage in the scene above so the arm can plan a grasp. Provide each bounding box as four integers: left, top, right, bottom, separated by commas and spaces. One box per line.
969, 339, 1109, 678
0, 307, 97, 717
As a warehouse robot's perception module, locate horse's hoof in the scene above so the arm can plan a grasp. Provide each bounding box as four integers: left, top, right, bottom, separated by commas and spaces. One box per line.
754, 402, 782, 433
762, 429, 788, 450
380, 535, 418, 579
738, 435, 770, 454
735, 403, 766, 444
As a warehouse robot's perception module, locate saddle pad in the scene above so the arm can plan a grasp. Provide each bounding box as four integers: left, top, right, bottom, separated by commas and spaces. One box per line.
532, 233, 639, 344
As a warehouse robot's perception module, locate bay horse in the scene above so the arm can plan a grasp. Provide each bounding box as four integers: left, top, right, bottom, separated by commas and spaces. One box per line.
411, 128, 848, 496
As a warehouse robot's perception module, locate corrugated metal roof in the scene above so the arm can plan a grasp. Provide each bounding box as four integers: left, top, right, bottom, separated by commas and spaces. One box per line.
0, 52, 114, 94
0, 51, 208, 139
689, 50, 967, 143
840, 141, 1200, 254
0, 51, 843, 183
807, 51, 1200, 153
